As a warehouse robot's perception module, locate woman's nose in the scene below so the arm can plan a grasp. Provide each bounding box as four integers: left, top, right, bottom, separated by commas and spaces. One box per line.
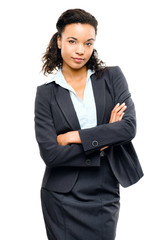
75, 44, 85, 55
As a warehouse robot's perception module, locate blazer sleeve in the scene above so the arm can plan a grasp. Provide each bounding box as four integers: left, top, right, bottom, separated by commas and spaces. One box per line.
78, 66, 136, 153
34, 85, 101, 168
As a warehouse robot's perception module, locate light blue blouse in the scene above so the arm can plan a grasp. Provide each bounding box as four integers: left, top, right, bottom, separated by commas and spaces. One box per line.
46, 68, 97, 129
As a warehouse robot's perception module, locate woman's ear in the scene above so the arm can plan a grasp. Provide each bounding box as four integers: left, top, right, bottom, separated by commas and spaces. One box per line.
57, 35, 61, 49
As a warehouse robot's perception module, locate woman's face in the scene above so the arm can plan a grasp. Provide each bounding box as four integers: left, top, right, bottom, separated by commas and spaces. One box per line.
57, 23, 96, 71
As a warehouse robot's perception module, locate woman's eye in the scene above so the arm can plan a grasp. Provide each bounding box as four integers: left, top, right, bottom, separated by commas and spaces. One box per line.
69, 40, 76, 44
86, 42, 92, 46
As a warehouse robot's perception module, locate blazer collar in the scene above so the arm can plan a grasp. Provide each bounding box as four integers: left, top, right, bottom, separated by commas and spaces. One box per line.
55, 73, 106, 130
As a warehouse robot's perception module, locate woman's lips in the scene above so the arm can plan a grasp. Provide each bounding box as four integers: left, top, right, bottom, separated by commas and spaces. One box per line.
72, 57, 84, 63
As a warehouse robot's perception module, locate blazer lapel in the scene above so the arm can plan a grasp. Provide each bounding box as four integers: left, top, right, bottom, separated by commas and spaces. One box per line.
55, 73, 106, 130
55, 85, 81, 130
91, 74, 106, 125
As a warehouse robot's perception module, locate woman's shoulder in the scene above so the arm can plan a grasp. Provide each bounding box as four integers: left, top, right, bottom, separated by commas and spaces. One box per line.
37, 81, 53, 93
94, 66, 122, 80
36, 81, 57, 103
100, 66, 123, 77
96, 66, 128, 94
97, 66, 126, 83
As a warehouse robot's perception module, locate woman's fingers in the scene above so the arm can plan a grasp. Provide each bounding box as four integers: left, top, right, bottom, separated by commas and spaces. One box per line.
109, 103, 127, 123
118, 112, 125, 121
117, 104, 127, 120
114, 103, 126, 113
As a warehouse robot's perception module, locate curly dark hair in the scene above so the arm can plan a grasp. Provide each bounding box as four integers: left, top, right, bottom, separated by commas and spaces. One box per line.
42, 9, 106, 77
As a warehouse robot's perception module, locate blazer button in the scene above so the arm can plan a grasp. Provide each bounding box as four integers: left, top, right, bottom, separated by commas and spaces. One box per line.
92, 140, 98, 147
86, 159, 91, 165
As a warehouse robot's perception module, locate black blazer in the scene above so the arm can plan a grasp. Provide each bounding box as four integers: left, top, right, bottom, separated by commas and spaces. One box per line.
34, 66, 143, 193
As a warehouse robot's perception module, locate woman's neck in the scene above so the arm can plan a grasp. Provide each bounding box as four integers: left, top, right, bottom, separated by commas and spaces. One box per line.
62, 65, 88, 83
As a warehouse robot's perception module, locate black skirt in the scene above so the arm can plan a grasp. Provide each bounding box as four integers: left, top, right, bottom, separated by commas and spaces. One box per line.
41, 155, 120, 240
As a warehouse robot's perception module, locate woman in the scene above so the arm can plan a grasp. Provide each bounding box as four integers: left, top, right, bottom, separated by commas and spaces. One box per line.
34, 8, 143, 240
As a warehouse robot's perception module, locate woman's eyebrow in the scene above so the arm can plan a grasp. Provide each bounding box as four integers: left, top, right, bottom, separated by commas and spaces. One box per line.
67, 37, 95, 41
67, 37, 77, 40
87, 38, 95, 41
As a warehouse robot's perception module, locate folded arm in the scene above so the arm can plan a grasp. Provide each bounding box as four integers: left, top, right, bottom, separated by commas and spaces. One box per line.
78, 67, 136, 154
57, 102, 127, 149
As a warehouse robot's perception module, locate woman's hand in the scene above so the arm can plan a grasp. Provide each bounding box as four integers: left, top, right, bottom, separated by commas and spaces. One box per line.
57, 132, 70, 146
57, 131, 81, 146
109, 102, 127, 123
100, 103, 127, 151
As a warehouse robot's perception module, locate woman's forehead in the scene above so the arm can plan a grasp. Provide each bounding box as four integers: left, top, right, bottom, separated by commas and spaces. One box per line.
62, 23, 96, 39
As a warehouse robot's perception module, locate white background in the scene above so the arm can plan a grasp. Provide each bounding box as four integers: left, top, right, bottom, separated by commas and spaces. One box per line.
0, 0, 160, 239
